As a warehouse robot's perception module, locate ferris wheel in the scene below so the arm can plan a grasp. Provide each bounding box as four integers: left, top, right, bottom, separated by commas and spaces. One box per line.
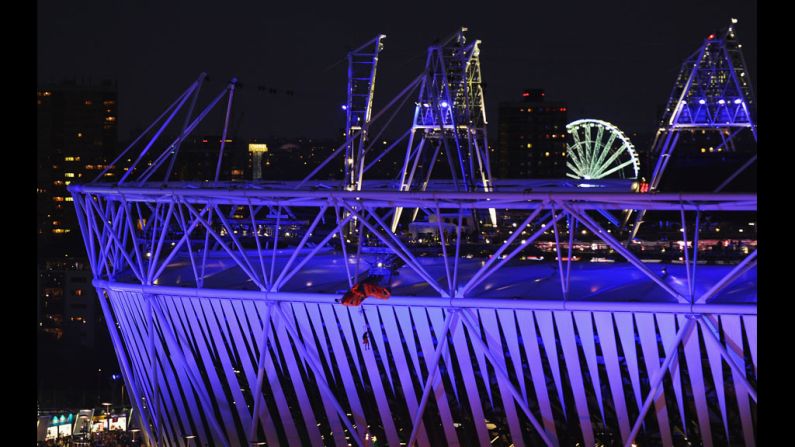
565, 119, 640, 180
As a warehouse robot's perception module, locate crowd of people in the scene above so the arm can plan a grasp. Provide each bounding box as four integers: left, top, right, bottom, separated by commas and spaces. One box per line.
37, 431, 141, 447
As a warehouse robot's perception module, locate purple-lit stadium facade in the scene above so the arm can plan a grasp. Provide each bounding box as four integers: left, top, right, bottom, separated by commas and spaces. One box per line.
69, 23, 755, 447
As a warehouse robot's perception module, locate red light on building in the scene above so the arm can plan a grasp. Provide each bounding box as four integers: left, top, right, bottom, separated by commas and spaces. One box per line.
560, 107, 567, 112
522, 91, 530, 97
707, 34, 715, 40
639, 182, 650, 193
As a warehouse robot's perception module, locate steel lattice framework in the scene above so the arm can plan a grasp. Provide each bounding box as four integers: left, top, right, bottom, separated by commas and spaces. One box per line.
393, 27, 496, 232
628, 19, 756, 239
68, 26, 756, 447
344, 35, 386, 194
70, 183, 756, 447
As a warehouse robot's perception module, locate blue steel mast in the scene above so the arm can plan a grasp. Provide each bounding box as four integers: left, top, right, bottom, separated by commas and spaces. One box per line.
628, 19, 756, 239
344, 35, 386, 193
392, 27, 496, 232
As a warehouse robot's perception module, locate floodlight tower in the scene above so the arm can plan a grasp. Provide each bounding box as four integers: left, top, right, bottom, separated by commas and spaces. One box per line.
391, 27, 496, 232
344, 35, 386, 193
628, 19, 756, 239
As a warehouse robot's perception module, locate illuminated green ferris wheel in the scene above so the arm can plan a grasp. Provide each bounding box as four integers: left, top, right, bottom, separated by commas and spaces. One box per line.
565, 119, 640, 180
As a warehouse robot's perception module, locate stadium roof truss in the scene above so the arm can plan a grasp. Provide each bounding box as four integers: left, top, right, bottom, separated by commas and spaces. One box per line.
70, 184, 756, 447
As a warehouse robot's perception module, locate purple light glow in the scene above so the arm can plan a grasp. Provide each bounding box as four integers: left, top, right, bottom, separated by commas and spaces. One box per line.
698, 99, 706, 105
718, 99, 726, 105
440, 101, 449, 108
734, 98, 743, 105
341, 104, 348, 110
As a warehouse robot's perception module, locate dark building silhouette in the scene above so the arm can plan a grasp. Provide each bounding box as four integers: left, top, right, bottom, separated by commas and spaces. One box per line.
497, 89, 568, 178
163, 135, 247, 181
249, 137, 342, 181
37, 80, 118, 247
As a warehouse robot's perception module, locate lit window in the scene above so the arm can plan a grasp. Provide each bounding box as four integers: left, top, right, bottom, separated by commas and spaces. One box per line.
105, 116, 116, 122
84, 100, 93, 106
73, 289, 83, 297
103, 100, 116, 106
52, 180, 64, 186
526, 143, 533, 149
53, 197, 64, 202
64, 172, 75, 178
77, 132, 83, 138
65, 197, 73, 202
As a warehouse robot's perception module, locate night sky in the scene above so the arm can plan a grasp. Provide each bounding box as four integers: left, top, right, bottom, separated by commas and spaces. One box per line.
37, 0, 756, 142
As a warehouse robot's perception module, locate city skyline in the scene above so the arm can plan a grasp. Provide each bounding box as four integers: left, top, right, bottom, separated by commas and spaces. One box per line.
37, 1, 756, 141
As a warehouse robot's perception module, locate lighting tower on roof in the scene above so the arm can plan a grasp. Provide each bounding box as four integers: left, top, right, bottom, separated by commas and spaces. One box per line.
628, 19, 756, 239
344, 35, 386, 194
391, 27, 496, 232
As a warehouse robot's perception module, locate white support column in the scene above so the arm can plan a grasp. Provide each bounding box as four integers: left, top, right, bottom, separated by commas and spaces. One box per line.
96, 288, 157, 446
459, 310, 557, 447
273, 304, 365, 447
698, 318, 757, 402
624, 317, 696, 447
149, 297, 231, 447
407, 311, 459, 447
238, 300, 272, 444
